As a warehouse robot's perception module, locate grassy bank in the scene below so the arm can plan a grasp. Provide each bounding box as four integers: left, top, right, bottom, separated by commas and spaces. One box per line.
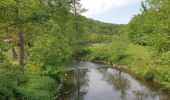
82, 41, 170, 91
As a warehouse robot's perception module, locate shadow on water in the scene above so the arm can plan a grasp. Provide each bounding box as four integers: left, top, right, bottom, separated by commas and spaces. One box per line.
57, 61, 170, 100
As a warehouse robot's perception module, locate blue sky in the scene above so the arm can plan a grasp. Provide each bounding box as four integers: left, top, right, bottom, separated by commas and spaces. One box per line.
80, 0, 142, 24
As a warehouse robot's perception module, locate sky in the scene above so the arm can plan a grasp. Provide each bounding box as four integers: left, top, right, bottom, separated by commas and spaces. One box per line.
80, 0, 142, 24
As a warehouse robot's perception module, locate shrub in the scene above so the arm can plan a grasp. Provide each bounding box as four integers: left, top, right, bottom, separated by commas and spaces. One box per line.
16, 88, 53, 100
15, 76, 57, 100
24, 76, 57, 93
0, 74, 16, 100
41, 66, 66, 81
30, 33, 72, 68
74, 48, 92, 58
0, 64, 29, 85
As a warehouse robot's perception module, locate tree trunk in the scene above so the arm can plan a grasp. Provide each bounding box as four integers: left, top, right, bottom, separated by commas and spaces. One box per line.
12, 46, 18, 60
18, 30, 24, 72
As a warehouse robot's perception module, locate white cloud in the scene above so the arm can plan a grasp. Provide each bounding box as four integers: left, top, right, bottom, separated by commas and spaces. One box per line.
80, 0, 141, 17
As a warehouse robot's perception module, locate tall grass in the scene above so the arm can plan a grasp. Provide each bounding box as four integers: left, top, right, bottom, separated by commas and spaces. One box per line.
83, 35, 170, 90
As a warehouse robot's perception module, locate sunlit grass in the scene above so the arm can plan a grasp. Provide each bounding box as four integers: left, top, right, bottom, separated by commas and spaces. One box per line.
84, 38, 170, 89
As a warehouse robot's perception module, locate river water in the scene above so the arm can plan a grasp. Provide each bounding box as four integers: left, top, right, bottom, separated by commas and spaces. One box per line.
57, 61, 170, 100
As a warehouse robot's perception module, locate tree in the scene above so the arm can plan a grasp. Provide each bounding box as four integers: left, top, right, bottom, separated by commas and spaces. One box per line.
0, 0, 73, 72
128, 0, 170, 52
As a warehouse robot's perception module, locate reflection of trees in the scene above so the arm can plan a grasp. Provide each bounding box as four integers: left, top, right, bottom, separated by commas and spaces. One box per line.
112, 74, 130, 99
158, 94, 169, 100
58, 65, 90, 100
133, 89, 148, 100
132, 88, 157, 100
59, 61, 170, 100
79, 69, 90, 100
97, 68, 130, 100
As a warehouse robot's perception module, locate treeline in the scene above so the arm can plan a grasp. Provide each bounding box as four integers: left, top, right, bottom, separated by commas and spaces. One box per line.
81, 17, 126, 35
128, 0, 170, 52
79, 16, 126, 43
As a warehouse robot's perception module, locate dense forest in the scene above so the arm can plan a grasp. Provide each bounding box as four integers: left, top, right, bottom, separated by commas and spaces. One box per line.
0, 0, 170, 100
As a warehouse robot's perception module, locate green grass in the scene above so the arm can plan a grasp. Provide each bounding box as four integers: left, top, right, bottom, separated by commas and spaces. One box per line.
126, 44, 153, 60
83, 39, 170, 90
84, 42, 126, 64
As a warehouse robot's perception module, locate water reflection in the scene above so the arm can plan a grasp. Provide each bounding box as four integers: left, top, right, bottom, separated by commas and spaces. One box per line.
57, 68, 90, 100
98, 68, 130, 99
57, 61, 170, 100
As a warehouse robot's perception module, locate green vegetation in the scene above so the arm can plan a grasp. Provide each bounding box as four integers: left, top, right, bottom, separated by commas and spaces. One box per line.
0, 0, 82, 99
0, 0, 126, 99
1, 0, 170, 99
128, 0, 170, 52
83, 36, 170, 90
82, 0, 170, 90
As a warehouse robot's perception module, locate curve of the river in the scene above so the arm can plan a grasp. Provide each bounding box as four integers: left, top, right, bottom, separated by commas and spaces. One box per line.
57, 61, 170, 100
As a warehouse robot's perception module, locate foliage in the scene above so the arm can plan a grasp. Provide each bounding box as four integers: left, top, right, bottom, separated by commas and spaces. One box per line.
144, 67, 155, 81
0, 74, 16, 100
24, 76, 57, 93
125, 0, 170, 88
84, 34, 170, 89
0, 0, 86, 99
82, 17, 126, 35
84, 36, 127, 64
128, 0, 170, 52
0, 39, 9, 63
41, 66, 66, 81
30, 27, 72, 67
87, 34, 113, 43
159, 51, 170, 65
1, 0, 170, 98
16, 88, 54, 100
155, 67, 170, 83
15, 76, 57, 100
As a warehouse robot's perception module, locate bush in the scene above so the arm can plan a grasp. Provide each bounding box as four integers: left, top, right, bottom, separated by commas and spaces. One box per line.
0, 65, 59, 100
0, 64, 29, 85
16, 88, 54, 100
0, 74, 16, 100
41, 66, 66, 81
15, 76, 57, 100
74, 48, 92, 58
30, 33, 72, 68
24, 76, 57, 93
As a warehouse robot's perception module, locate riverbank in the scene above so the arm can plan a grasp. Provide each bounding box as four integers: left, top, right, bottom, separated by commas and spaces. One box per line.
81, 43, 170, 92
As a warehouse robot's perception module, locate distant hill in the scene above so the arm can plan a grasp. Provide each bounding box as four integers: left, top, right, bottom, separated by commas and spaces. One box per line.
79, 15, 126, 35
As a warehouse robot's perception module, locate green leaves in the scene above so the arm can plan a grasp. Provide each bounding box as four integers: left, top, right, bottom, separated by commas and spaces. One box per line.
30, 23, 72, 68
128, 0, 170, 52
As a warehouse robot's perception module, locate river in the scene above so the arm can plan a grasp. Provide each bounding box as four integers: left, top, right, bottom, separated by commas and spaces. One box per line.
57, 61, 170, 100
